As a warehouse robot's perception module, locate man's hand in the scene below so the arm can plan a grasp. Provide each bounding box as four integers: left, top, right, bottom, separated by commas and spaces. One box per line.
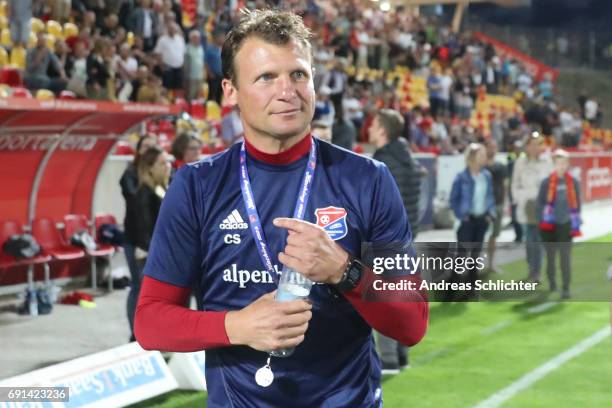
273, 217, 349, 285
225, 291, 312, 352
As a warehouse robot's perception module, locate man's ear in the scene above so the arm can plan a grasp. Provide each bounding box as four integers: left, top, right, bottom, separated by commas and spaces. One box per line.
222, 78, 238, 106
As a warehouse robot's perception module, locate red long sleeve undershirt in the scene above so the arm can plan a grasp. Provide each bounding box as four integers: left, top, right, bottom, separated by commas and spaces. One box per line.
135, 273, 429, 352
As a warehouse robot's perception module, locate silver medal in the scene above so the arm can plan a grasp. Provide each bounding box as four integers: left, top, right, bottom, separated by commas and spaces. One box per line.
255, 356, 274, 387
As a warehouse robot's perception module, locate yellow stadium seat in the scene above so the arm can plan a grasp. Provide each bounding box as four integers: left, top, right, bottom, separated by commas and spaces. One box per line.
9, 46, 26, 69
0, 84, 9, 98
63, 22, 78, 38
0, 15, 7, 30
206, 100, 221, 121
36, 89, 55, 100
1, 28, 10, 47
126, 31, 134, 47
31, 18, 45, 34
0, 2, 5, 18
0, 46, 6, 66
28, 31, 37, 48
46, 20, 63, 39
46, 34, 56, 50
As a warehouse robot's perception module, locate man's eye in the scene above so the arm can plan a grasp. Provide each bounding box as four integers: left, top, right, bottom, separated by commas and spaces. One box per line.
292, 71, 307, 80
259, 74, 274, 82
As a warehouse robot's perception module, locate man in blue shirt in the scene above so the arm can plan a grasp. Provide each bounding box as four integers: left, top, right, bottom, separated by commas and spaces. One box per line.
135, 9, 428, 407
205, 29, 224, 104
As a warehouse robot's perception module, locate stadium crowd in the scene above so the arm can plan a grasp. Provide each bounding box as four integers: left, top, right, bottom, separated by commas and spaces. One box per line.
0, 0, 607, 153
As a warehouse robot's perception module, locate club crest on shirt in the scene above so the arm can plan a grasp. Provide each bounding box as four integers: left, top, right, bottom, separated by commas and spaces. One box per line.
315, 206, 348, 241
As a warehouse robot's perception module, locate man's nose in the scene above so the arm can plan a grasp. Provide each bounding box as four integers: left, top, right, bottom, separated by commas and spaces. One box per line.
276, 75, 297, 100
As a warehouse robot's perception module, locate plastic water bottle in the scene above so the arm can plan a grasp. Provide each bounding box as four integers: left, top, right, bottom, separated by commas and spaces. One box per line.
270, 267, 313, 357
27, 288, 38, 316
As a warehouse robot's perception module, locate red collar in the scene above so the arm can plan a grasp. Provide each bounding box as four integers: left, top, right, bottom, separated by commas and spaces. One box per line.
244, 134, 312, 165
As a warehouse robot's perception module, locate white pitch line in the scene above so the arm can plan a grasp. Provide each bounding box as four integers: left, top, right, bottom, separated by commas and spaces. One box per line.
481, 320, 513, 336
474, 326, 612, 408
525, 301, 559, 314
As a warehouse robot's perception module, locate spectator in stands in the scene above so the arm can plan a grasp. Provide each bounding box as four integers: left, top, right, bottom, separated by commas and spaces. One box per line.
427, 65, 444, 119
24, 33, 68, 95
331, 108, 356, 150
170, 132, 202, 170
538, 72, 554, 100
86, 38, 111, 99
449, 143, 496, 300
320, 59, 348, 110
311, 120, 332, 143
342, 87, 364, 131
484, 138, 507, 273
154, 22, 185, 96
511, 132, 552, 283
7, 0, 32, 49
584, 97, 599, 126
136, 67, 165, 103
184, 30, 205, 103
537, 149, 581, 299
114, 43, 139, 101
120, 134, 159, 342
101, 13, 121, 39
313, 85, 335, 127
66, 40, 89, 97
81, 10, 98, 36
49, 40, 70, 79
152, 0, 166, 38
206, 30, 224, 104
371, 108, 425, 373
51, 0, 72, 22
221, 105, 244, 146
439, 67, 454, 117
131, 0, 158, 52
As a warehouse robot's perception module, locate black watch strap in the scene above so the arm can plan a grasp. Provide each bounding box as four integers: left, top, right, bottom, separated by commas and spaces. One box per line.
334, 257, 364, 293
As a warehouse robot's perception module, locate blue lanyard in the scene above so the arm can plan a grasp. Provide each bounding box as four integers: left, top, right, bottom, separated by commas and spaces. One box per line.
239, 139, 317, 283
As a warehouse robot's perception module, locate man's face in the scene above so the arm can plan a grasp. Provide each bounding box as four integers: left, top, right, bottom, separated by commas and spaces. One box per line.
223, 37, 315, 143
554, 157, 569, 174
368, 116, 386, 146
139, 137, 157, 155
184, 139, 202, 163
486, 140, 497, 159
526, 137, 543, 157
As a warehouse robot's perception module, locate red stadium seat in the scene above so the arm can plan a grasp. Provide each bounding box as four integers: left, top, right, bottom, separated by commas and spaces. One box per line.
11, 87, 32, 98
0, 220, 52, 294
64, 214, 115, 291
59, 90, 77, 99
113, 141, 135, 155
0, 220, 51, 269
0, 67, 22, 87
32, 218, 85, 261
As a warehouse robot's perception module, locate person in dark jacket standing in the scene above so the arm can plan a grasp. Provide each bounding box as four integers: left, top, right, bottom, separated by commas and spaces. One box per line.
537, 149, 581, 299
485, 138, 507, 273
126, 145, 170, 338
370, 108, 425, 373
120, 134, 158, 341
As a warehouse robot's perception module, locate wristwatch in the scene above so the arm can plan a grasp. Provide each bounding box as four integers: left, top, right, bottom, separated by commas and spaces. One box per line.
333, 256, 365, 293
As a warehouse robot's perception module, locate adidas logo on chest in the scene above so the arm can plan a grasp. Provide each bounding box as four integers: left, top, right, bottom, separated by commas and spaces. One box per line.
219, 209, 248, 230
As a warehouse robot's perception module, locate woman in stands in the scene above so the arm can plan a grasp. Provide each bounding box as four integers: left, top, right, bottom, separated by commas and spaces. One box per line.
449, 143, 496, 300
120, 134, 158, 341
170, 131, 202, 170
